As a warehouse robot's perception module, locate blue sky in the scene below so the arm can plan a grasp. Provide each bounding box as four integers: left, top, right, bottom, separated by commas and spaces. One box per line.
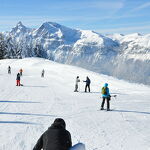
0, 0, 150, 34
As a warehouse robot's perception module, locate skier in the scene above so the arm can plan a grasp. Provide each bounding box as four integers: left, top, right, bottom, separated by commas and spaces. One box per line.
33, 118, 72, 150
83, 76, 91, 92
41, 69, 45, 77
101, 83, 111, 111
16, 73, 21, 86
8, 66, 11, 74
19, 68, 23, 76
74, 76, 80, 92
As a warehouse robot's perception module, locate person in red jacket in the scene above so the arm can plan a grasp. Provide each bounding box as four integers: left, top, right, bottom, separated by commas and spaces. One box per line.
19, 68, 23, 76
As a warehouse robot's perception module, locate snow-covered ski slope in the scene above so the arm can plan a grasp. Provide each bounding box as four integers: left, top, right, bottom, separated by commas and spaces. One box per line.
0, 58, 150, 150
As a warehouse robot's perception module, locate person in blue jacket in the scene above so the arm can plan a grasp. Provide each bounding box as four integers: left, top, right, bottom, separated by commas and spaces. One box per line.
101, 83, 111, 111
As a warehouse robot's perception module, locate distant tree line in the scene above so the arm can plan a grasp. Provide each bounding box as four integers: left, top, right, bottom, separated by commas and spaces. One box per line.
0, 32, 46, 59
0, 33, 7, 59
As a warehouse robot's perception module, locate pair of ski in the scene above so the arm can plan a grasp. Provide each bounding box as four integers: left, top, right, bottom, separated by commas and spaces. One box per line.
16, 84, 23, 86
98, 108, 114, 111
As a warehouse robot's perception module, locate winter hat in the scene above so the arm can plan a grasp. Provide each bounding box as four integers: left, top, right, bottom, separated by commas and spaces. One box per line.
104, 83, 108, 87
53, 118, 66, 128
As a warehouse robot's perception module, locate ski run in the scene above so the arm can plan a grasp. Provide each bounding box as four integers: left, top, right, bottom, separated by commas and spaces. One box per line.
0, 58, 150, 150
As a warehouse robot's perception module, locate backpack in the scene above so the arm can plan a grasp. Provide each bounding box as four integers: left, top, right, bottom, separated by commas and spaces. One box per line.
101, 87, 107, 95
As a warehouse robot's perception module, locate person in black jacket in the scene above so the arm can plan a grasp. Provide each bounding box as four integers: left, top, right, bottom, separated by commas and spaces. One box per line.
8, 66, 11, 74
33, 118, 72, 150
41, 69, 45, 77
83, 76, 91, 92
16, 73, 21, 86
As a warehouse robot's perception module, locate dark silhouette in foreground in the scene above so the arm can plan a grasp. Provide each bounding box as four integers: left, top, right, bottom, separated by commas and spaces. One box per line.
33, 118, 72, 150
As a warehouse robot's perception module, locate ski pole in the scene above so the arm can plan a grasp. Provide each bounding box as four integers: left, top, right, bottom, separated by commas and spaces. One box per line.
111, 95, 117, 100
111, 95, 117, 97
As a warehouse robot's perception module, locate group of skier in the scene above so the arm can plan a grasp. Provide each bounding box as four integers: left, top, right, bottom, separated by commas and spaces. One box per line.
7, 66, 114, 150
8, 66, 45, 86
8, 66, 113, 111
16, 69, 23, 86
74, 76, 112, 111
74, 76, 91, 92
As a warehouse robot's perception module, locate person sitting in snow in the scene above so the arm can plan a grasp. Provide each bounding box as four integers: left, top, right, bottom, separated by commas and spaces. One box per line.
74, 76, 80, 92
101, 83, 111, 111
33, 118, 72, 150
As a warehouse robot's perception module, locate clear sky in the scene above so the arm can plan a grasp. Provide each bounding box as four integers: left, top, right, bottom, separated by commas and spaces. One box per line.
0, 0, 150, 34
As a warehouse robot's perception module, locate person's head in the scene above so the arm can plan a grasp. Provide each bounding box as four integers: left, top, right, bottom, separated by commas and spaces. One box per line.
86, 76, 89, 79
52, 118, 66, 129
77, 76, 79, 78
104, 83, 108, 87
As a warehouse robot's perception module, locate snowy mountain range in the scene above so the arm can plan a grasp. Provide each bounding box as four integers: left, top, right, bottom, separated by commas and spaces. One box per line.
1, 21, 150, 85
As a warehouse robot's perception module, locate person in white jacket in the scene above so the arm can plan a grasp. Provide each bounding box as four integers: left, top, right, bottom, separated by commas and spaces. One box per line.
74, 76, 80, 92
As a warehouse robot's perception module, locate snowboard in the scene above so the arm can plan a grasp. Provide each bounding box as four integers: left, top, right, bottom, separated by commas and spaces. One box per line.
70, 143, 86, 150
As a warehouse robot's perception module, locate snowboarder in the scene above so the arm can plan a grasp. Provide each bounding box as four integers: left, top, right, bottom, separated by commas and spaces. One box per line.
16, 73, 21, 86
33, 118, 72, 150
101, 83, 111, 111
8, 66, 11, 74
83, 76, 91, 92
74, 76, 80, 92
41, 69, 45, 77
19, 68, 23, 76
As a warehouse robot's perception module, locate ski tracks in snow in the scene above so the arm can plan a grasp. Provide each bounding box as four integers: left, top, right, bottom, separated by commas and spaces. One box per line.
0, 58, 150, 150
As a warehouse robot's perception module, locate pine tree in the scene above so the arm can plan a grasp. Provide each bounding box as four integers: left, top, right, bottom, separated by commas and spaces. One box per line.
0, 33, 7, 59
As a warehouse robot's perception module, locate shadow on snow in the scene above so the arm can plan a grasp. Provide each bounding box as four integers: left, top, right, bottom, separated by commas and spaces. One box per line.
113, 109, 150, 115
0, 100, 40, 103
23, 85, 48, 88
79, 91, 100, 94
0, 112, 57, 117
0, 121, 40, 125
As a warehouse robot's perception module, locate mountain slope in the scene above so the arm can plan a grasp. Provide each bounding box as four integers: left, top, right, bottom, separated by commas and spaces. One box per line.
1, 22, 150, 85
0, 58, 150, 150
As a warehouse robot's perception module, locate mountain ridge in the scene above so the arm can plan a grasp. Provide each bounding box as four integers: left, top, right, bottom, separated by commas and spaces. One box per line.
1, 21, 150, 85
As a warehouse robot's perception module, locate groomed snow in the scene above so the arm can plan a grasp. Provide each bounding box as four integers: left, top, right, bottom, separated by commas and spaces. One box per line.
0, 58, 150, 150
